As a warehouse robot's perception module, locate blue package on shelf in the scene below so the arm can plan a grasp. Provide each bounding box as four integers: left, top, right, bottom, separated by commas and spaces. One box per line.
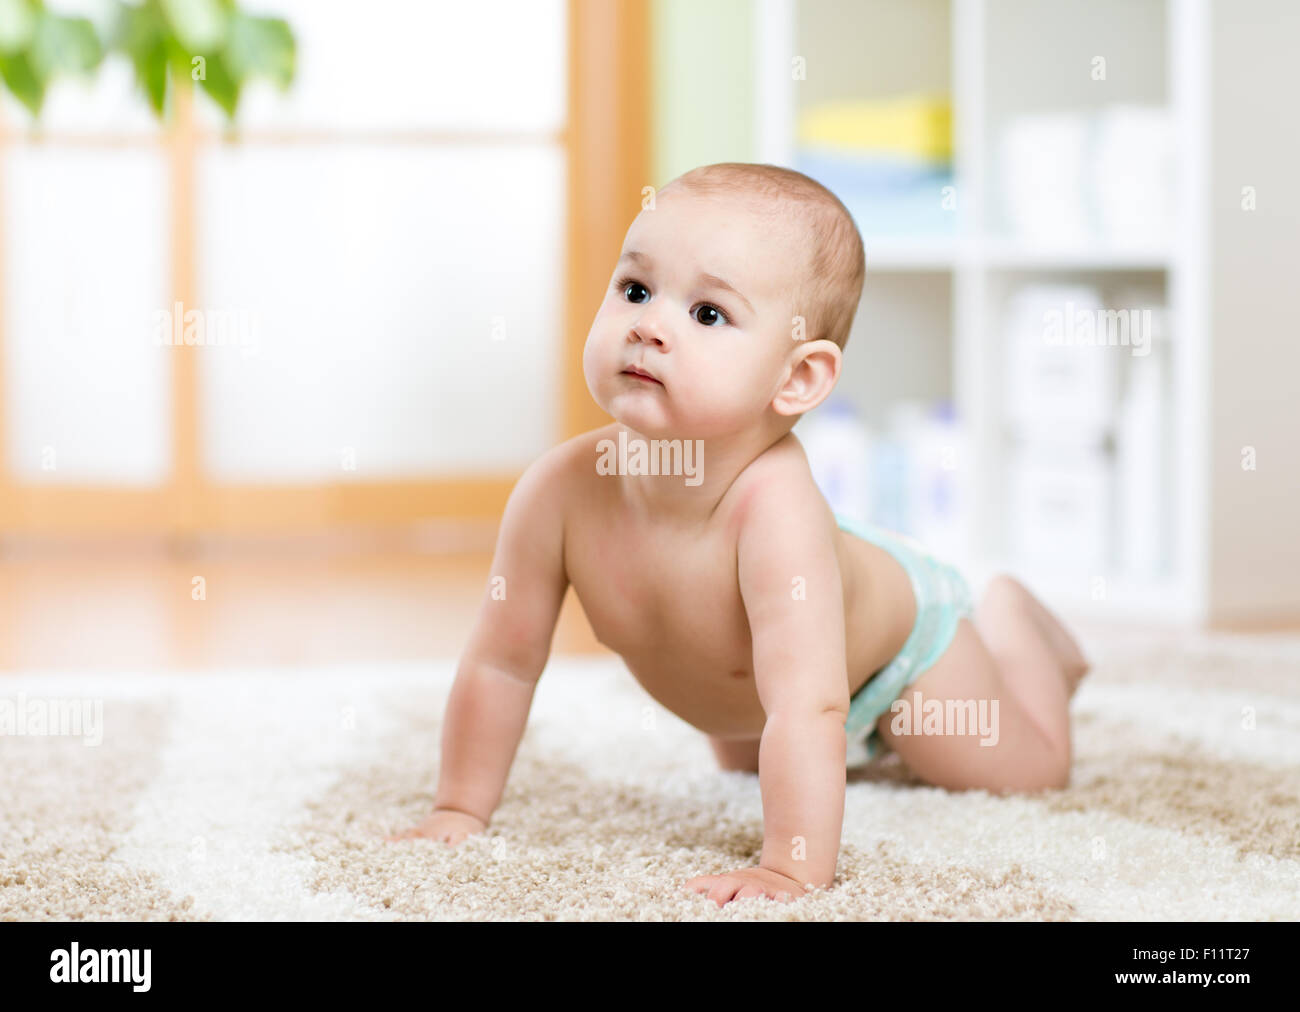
848, 187, 955, 237
795, 147, 955, 237
797, 145, 950, 189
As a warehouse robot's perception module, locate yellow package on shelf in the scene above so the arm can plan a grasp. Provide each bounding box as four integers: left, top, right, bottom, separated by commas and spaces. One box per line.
798, 95, 953, 162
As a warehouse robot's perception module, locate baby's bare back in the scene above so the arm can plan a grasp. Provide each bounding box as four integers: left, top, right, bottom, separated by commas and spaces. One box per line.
561, 426, 916, 739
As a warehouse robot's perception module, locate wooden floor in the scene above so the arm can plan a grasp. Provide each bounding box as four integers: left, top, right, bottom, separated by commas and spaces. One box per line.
0, 534, 608, 672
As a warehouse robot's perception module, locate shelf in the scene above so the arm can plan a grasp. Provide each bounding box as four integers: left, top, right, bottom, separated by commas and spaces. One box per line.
862, 236, 956, 271
861, 237, 1172, 273
978, 239, 1172, 271
760, 0, 1221, 625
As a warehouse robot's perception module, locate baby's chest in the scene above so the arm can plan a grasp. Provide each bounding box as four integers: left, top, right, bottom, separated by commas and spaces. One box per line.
566, 526, 751, 661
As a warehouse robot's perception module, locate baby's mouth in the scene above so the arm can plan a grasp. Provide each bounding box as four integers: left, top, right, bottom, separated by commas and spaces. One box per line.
621, 365, 663, 386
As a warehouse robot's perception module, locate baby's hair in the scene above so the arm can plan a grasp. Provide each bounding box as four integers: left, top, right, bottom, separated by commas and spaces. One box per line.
660, 162, 866, 352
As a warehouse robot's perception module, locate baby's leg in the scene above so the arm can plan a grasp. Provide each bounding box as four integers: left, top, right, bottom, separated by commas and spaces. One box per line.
875, 575, 1089, 793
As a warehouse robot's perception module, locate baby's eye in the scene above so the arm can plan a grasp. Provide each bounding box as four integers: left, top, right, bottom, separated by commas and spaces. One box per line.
623, 281, 649, 304
693, 304, 728, 327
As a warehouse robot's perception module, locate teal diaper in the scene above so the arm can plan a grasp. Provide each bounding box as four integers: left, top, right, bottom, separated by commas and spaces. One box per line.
837, 513, 974, 767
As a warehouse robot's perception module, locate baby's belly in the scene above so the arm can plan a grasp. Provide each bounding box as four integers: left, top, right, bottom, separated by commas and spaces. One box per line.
586, 604, 765, 735
619, 647, 770, 738
572, 547, 903, 738
578, 583, 768, 735
583, 600, 890, 739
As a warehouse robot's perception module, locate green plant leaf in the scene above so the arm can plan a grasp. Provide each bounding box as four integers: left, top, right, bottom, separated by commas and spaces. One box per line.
163, 28, 192, 80
0, 47, 42, 114
0, 0, 295, 122
115, 0, 171, 115
159, 0, 225, 52
197, 46, 237, 116
225, 12, 292, 90
31, 13, 103, 77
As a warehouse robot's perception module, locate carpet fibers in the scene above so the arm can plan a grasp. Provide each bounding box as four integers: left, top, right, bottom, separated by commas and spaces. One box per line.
3, 633, 1298, 921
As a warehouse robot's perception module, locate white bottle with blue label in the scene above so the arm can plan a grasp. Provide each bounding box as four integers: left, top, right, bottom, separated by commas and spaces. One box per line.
798, 397, 874, 531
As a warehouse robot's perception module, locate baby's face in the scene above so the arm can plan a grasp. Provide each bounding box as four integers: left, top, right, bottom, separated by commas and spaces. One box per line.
583, 189, 806, 440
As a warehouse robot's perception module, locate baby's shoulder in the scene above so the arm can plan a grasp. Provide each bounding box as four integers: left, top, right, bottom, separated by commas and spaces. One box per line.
534, 424, 613, 474
513, 424, 619, 508
723, 433, 831, 532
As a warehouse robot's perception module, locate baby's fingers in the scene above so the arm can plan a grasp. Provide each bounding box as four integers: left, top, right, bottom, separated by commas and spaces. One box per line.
684, 874, 742, 906
682, 875, 716, 901
704, 877, 746, 907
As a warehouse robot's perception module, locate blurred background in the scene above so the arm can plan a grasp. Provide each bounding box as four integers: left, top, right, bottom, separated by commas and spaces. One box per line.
0, 0, 1296, 675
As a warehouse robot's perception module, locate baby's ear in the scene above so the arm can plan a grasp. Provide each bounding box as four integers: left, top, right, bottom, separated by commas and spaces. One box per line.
772, 339, 841, 417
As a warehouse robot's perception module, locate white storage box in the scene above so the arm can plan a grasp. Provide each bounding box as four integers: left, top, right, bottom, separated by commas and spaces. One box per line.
1006, 444, 1113, 573
1003, 284, 1118, 441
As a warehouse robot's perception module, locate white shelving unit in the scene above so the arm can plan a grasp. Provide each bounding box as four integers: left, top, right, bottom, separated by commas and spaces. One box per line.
756, 0, 1214, 623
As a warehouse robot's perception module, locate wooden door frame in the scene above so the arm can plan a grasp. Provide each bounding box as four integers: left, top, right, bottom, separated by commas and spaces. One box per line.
0, 0, 648, 535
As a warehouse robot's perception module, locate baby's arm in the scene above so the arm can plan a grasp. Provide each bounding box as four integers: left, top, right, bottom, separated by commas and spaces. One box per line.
738, 468, 851, 890
393, 446, 570, 840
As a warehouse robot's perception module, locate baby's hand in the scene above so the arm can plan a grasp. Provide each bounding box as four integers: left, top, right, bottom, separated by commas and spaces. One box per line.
385, 808, 487, 845
683, 866, 808, 907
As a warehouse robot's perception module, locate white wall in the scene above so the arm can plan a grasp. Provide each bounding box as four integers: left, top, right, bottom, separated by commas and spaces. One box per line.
1208, 0, 1300, 621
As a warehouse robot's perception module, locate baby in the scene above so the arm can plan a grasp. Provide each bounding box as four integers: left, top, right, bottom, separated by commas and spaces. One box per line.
389, 162, 1089, 907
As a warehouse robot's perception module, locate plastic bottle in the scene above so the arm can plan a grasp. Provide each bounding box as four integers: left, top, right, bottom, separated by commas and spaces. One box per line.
799, 398, 874, 529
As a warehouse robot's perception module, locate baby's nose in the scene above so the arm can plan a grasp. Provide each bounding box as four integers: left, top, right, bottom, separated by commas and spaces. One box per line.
631, 314, 669, 346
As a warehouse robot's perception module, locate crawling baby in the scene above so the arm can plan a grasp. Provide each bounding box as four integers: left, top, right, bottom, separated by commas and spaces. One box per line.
389, 162, 1089, 907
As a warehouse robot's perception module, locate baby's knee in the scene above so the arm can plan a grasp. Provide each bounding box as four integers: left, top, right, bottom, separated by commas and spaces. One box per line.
1040, 752, 1071, 791
972, 736, 1071, 793
1029, 736, 1071, 791
980, 763, 1068, 795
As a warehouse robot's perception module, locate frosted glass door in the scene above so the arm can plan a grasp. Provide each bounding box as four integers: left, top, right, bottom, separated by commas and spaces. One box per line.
197, 143, 564, 480
194, 0, 568, 482
1, 0, 567, 494
2, 147, 171, 485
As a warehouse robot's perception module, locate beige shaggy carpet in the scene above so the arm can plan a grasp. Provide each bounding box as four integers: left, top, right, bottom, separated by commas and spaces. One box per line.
2, 631, 1299, 921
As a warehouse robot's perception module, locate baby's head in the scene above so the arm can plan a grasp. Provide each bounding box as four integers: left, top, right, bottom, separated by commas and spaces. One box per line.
584, 162, 865, 442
